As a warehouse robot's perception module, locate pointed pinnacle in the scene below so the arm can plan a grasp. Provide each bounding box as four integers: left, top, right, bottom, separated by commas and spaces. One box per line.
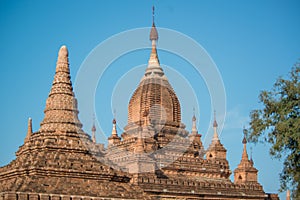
242, 127, 247, 144
191, 113, 198, 134
91, 114, 96, 132
57, 45, 69, 64
25, 118, 32, 142
192, 108, 196, 122
28, 117, 32, 134
150, 6, 158, 41
111, 118, 118, 137
242, 142, 249, 161
152, 6, 155, 24
39, 45, 83, 133
213, 110, 218, 128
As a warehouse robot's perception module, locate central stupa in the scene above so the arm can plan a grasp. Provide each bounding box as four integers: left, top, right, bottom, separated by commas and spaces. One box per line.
125, 16, 182, 137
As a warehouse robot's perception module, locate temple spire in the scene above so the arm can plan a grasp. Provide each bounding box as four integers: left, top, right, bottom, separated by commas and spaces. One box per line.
111, 109, 118, 136
111, 118, 117, 136
108, 117, 121, 146
150, 6, 158, 41
39, 45, 83, 133
191, 110, 198, 135
144, 6, 164, 79
91, 115, 96, 143
212, 110, 219, 142
152, 6, 155, 26
206, 110, 228, 163
25, 118, 32, 142
241, 128, 249, 161
234, 128, 259, 184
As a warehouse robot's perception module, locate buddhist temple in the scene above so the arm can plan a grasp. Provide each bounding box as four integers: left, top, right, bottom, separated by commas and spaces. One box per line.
0, 8, 279, 200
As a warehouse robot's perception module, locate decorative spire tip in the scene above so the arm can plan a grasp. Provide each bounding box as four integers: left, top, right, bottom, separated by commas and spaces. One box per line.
113, 109, 117, 124
91, 114, 96, 132
213, 110, 218, 127
26, 117, 33, 142
59, 45, 68, 57
150, 6, 158, 41
152, 6, 155, 24
192, 108, 196, 121
57, 45, 69, 65
242, 127, 247, 144
28, 117, 32, 133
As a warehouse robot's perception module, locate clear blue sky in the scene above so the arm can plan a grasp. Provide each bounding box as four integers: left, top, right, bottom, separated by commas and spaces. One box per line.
1, 1, 299, 199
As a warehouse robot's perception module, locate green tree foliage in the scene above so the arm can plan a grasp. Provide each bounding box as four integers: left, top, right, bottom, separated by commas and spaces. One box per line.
247, 63, 300, 198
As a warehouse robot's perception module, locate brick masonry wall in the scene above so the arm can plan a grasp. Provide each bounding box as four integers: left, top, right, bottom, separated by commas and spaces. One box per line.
0, 192, 130, 200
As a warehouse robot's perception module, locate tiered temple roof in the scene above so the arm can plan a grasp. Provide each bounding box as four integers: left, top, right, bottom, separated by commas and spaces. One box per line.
0, 45, 148, 200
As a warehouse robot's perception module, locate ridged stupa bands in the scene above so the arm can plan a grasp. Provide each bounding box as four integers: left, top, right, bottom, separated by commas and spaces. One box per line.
39, 45, 83, 133
127, 23, 181, 129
